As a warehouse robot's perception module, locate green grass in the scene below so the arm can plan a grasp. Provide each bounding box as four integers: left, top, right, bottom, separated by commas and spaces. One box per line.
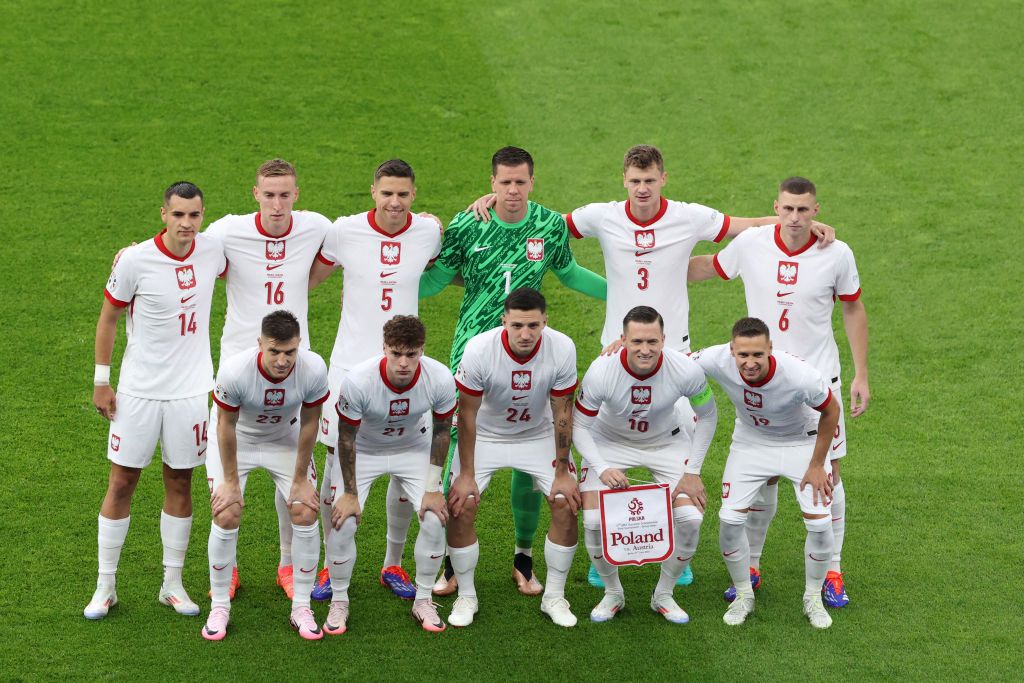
2, 0, 1021, 680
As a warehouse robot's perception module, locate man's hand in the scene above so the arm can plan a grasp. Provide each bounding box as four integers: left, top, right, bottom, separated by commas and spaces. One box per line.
93, 385, 117, 420
420, 491, 449, 526
418, 212, 444, 233
672, 473, 707, 513
111, 243, 136, 269
599, 468, 629, 490
467, 194, 496, 222
211, 481, 244, 516
288, 478, 319, 514
447, 473, 480, 518
331, 492, 362, 529
549, 471, 581, 514
849, 376, 870, 417
800, 467, 833, 507
601, 339, 623, 356
811, 221, 836, 248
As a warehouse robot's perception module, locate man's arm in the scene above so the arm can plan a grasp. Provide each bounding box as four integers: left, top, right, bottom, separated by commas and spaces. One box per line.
308, 258, 337, 290
288, 405, 322, 513
674, 388, 718, 513
800, 396, 840, 507
211, 407, 244, 515
841, 298, 870, 417
421, 413, 454, 524
449, 392, 482, 516
726, 216, 835, 246
549, 393, 581, 512
554, 261, 607, 301
93, 299, 126, 420
332, 422, 362, 528
687, 255, 720, 283
419, 261, 457, 299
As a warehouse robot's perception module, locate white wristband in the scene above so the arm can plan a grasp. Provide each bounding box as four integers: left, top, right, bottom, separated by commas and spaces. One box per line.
425, 464, 444, 493
94, 364, 111, 386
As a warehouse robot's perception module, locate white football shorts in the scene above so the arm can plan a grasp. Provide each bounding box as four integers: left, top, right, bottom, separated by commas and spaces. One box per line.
720, 437, 833, 516
107, 392, 209, 470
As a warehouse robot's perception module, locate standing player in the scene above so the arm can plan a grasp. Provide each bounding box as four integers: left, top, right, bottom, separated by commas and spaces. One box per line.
688, 177, 869, 607
420, 146, 606, 595
691, 317, 839, 629
572, 306, 718, 624
204, 159, 331, 600
202, 311, 330, 641
325, 316, 455, 634
85, 182, 226, 619
446, 289, 581, 628
310, 159, 442, 600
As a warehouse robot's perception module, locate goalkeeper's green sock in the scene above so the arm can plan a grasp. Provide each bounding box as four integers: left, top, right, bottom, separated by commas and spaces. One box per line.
511, 470, 542, 555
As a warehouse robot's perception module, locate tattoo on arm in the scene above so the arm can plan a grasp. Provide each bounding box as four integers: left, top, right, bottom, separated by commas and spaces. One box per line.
551, 395, 573, 462
338, 424, 358, 495
431, 416, 453, 468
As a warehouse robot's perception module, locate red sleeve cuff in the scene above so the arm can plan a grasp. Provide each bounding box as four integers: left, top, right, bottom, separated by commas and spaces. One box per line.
713, 215, 731, 243
104, 289, 130, 307
433, 405, 456, 421
550, 381, 578, 397
302, 391, 330, 408
212, 394, 239, 412
316, 250, 335, 266
565, 213, 584, 240
455, 379, 483, 397
219, 261, 229, 278
574, 399, 598, 417
712, 254, 730, 280
838, 288, 862, 302
813, 389, 834, 412
335, 407, 361, 426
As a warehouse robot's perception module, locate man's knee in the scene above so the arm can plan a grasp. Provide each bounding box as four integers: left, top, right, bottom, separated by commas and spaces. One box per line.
107, 465, 141, 497
214, 506, 242, 530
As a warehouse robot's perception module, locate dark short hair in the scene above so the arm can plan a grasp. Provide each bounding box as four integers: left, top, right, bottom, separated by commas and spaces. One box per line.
779, 176, 816, 196
261, 310, 300, 343
623, 145, 664, 173
492, 146, 534, 176
623, 305, 664, 331
383, 315, 426, 350
374, 159, 415, 183
504, 287, 546, 314
164, 181, 203, 205
731, 316, 771, 341
257, 159, 297, 181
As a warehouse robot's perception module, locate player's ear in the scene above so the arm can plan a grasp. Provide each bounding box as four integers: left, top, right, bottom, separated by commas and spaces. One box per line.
252, 185, 260, 201
160, 205, 168, 222
292, 186, 300, 203
773, 199, 780, 216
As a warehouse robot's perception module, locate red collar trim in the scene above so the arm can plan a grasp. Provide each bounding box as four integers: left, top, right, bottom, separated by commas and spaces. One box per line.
255, 212, 294, 238
501, 329, 542, 365
155, 230, 195, 262
257, 351, 293, 384
379, 356, 421, 393
773, 225, 816, 257
368, 209, 413, 238
742, 355, 777, 387
619, 347, 663, 380
625, 196, 668, 227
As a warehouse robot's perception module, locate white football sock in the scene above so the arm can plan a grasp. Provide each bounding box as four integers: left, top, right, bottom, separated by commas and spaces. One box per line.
449, 542, 480, 598
583, 509, 622, 594
413, 511, 445, 601
515, 546, 533, 557
804, 517, 834, 597
720, 517, 753, 597
160, 511, 192, 588
654, 507, 702, 597
208, 523, 238, 609
746, 482, 778, 571
290, 522, 320, 610
830, 480, 846, 572
542, 536, 576, 600
275, 490, 293, 567
97, 514, 130, 587
383, 477, 414, 568
319, 451, 335, 551
326, 517, 357, 603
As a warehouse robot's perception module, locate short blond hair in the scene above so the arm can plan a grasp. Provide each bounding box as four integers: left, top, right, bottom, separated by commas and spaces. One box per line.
257, 158, 297, 181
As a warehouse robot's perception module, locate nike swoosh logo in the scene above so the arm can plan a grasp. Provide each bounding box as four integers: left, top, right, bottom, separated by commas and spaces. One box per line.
333, 559, 351, 566
776, 291, 793, 297
180, 294, 196, 303
808, 553, 828, 562
512, 395, 529, 401
380, 271, 397, 278
592, 555, 603, 560
832, 441, 845, 451
197, 448, 207, 457
635, 250, 653, 257
429, 553, 443, 559
212, 563, 228, 570
723, 549, 739, 557
473, 245, 491, 252
266, 264, 285, 271
299, 566, 316, 573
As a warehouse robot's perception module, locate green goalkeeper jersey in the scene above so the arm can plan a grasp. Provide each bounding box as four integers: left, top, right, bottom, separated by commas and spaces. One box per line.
437, 201, 574, 368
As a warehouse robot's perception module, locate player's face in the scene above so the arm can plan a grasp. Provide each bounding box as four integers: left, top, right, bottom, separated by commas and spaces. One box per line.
384, 343, 424, 387
371, 176, 416, 228
730, 335, 773, 383
491, 163, 534, 217
623, 165, 667, 207
621, 321, 665, 374
253, 174, 299, 233
774, 191, 819, 236
258, 335, 301, 379
160, 195, 204, 246
502, 308, 547, 357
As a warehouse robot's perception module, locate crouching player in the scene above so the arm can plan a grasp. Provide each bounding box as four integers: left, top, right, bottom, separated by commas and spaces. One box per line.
326, 316, 455, 634
202, 310, 329, 641
692, 317, 839, 629
572, 306, 717, 624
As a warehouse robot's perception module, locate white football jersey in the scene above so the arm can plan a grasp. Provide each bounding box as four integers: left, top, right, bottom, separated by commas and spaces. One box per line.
455, 326, 577, 441
319, 210, 441, 371
104, 231, 226, 400
712, 224, 861, 380
692, 343, 832, 446
336, 354, 456, 455
567, 198, 729, 351
212, 347, 330, 442
204, 211, 330, 360
575, 347, 709, 446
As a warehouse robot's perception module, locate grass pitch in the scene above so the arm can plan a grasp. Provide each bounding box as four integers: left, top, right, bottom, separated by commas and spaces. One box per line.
1, 1, 1021, 680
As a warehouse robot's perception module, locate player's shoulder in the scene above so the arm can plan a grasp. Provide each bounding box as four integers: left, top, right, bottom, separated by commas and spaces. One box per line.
420, 355, 456, 381
690, 343, 730, 369
775, 351, 823, 383
293, 210, 332, 230
466, 326, 502, 353
331, 210, 370, 231
219, 346, 258, 378
733, 223, 775, 245
348, 355, 382, 381
446, 209, 480, 233
297, 347, 328, 373
542, 326, 576, 351
530, 201, 567, 226
205, 213, 251, 234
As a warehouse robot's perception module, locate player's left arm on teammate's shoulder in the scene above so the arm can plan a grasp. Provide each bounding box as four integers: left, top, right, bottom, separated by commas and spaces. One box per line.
554, 260, 607, 301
